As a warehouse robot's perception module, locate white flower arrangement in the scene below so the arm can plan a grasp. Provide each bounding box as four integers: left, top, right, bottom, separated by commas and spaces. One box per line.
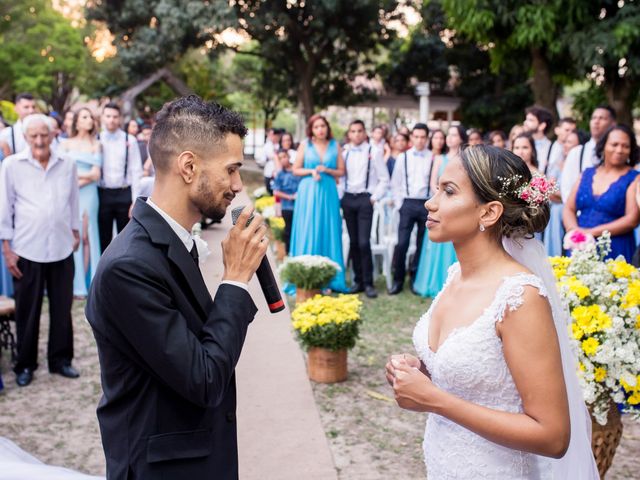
279, 255, 341, 290
550, 232, 640, 425
252, 186, 269, 199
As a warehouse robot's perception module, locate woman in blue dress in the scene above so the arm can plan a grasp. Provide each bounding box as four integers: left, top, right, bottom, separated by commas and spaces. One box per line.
564, 125, 640, 262
289, 114, 347, 292
413, 125, 466, 297
58, 108, 102, 297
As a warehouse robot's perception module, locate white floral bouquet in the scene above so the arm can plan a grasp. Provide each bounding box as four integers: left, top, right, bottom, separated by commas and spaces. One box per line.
279, 255, 341, 290
252, 186, 269, 199
550, 232, 640, 425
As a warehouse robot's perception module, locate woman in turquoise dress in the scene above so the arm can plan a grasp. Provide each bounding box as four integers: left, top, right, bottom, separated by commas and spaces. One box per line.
59, 108, 102, 297
413, 125, 466, 297
564, 125, 640, 262
289, 114, 347, 292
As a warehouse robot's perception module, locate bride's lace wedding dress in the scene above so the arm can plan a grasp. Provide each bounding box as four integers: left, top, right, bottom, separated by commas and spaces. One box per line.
413, 264, 553, 479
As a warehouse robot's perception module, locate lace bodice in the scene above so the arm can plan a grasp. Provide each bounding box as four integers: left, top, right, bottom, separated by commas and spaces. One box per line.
412, 263, 552, 479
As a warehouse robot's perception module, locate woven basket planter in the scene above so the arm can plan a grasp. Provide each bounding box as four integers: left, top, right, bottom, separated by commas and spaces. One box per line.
307, 347, 348, 383
591, 403, 623, 478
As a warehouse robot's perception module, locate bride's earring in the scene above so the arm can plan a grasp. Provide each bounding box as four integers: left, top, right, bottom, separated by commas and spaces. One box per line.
479, 224, 485, 232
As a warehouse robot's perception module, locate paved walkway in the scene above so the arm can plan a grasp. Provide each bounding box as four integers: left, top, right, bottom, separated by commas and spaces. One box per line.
201, 191, 338, 480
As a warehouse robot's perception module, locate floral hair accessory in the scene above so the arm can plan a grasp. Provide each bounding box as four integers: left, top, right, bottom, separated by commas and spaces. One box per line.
498, 173, 558, 208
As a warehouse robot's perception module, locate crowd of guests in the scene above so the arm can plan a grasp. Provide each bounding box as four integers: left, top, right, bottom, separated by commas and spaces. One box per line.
0, 93, 155, 389
263, 105, 640, 301
0, 93, 639, 392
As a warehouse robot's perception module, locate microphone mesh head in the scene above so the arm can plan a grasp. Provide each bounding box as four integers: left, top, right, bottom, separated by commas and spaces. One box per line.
231, 205, 254, 226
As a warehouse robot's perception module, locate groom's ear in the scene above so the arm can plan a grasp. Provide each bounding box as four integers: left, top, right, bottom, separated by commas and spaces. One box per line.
479, 200, 503, 229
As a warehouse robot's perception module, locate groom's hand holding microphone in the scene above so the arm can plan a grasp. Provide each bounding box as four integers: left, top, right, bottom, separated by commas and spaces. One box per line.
222, 206, 269, 284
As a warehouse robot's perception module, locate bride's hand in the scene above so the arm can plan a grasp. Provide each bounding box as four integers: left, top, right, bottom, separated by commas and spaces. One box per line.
385, 354, 421, 386
391, 359, 440, 413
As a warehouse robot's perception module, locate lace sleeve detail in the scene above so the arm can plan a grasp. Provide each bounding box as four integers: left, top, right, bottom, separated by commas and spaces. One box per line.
493, 274, 548, 323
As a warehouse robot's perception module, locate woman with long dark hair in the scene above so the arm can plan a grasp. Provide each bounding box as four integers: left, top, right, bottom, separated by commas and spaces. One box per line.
289, 114, 347, 292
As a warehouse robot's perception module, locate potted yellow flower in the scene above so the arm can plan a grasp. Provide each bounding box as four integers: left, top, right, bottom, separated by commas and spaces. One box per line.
291, 294, 362, 383
550, 232, 640, 477
267, 216, 287, 261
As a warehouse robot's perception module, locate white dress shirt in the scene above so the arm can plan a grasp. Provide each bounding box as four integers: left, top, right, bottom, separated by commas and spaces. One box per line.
257, 139, 276, 169
390, 147, 433, 205
100, 129, 142, 199
534, 137, 552, 173
342, 142, 390, 201
0, 120, 27, 155
545, 140, 564, 176
560, 139, 596, 203
146, 198, 248, 292
0, 148, 80, 262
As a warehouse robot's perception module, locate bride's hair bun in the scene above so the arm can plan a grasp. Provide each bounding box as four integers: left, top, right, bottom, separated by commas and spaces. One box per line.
460, 145, 550, 239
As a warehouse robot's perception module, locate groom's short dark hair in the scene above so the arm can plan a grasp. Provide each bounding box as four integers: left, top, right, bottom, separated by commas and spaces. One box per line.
149, 95, 248, 173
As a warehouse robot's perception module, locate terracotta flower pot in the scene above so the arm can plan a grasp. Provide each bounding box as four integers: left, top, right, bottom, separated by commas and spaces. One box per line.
295, 288, 321, 304
591, 402, 623, 478
307, 347, 347, 383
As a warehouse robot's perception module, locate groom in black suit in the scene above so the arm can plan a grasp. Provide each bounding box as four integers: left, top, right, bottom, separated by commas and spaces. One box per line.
86, 96, 269, 480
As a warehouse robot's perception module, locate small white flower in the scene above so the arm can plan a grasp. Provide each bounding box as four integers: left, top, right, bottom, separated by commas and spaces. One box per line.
193, 235, 210, 264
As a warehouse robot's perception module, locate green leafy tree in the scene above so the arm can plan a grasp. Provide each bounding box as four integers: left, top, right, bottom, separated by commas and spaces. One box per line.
232, 0, 402, 119
440, 0, 585, 117
0, 0, 93, 111
86, 0, 232, 76
87, 0, 403, 120
385, 1, 532, 130
565, 2, 640, 125
228, 43, 291, 133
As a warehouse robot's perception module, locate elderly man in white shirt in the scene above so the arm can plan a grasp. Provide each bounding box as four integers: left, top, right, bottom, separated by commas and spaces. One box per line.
560, 106, 616, 203
0, 114, 80, 387
0, 93, 37, 157
389, 123, 433, 294
98, 102, 142, 253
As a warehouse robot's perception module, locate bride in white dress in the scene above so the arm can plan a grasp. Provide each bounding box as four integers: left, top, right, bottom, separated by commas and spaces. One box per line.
386, 145, 599, 479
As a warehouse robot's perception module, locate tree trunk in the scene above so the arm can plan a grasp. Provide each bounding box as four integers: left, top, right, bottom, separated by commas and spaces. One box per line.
530, 47, 558, 120
605, 75, 635, 126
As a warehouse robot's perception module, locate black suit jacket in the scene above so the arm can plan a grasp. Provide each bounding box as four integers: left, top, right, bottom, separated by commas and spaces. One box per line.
86, 198, 257, 480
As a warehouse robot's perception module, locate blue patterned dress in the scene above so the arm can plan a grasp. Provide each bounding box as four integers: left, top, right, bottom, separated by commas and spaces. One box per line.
289, 139, 347, 292
576, 167, 639, 262
413, 154, 457, 298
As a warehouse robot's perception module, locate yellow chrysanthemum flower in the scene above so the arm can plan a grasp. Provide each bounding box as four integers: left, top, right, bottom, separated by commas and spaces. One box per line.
622, 280, 640, 309
581, 337, 600, 356
594, 367, 607, 382
560, 276, 590, 300
608, 260, 637, 279
629, 392, 640, 405
254, 196, 275, 213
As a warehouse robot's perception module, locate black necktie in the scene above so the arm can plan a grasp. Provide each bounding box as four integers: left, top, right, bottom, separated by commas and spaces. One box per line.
189, 242, 200, 268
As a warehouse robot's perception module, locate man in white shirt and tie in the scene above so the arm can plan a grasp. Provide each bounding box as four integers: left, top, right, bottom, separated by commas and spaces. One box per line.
389, 123, 433, 295
523, 105, 554, 172
98, 102, 142, 252
560, 105, 616, 203
0, 114, 80, 387
341, 120, 390, 298
0, 93, 37, 158
545, 117, 577, 175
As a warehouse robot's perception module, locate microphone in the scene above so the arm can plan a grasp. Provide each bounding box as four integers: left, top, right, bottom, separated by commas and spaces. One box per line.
231, 206, 285, 313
